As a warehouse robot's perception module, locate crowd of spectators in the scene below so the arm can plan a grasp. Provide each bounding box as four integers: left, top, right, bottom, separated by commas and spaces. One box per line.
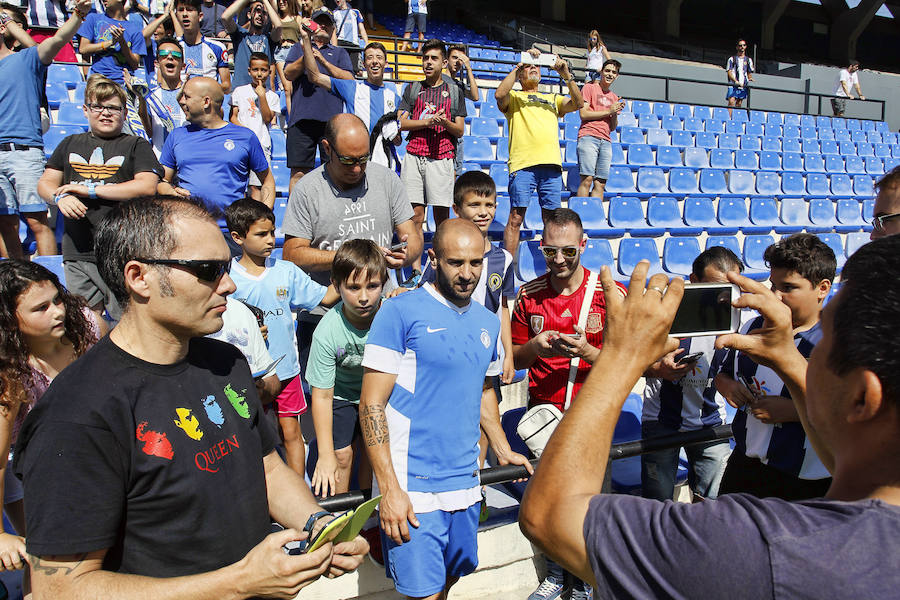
0, 4, 898, 599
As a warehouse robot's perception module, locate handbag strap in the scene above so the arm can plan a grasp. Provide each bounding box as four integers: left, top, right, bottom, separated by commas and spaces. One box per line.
563, 269, 598, 410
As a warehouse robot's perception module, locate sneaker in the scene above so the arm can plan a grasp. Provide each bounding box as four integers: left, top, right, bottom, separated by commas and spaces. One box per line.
527, 574, 565, 600
568, 584, 593, 600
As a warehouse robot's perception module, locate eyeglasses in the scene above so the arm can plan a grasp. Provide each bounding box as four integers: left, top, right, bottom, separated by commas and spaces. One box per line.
157, 49, 183, 59
86, 103, 125, 115
540, 245, 580, 259
136, 259, 231, 282
331, 148, 370, 166
873, 212, 900, 231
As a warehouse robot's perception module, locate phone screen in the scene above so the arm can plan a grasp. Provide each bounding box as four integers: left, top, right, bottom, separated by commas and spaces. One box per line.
669, 284, 736, 336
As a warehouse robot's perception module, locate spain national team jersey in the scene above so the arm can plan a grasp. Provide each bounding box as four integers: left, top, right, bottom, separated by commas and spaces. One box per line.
511, 269, 626, 411
362, 284, 501, 512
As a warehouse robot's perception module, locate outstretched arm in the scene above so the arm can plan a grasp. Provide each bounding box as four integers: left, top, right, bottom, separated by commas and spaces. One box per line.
36, 0, 91, 64
221, 0, 251, 34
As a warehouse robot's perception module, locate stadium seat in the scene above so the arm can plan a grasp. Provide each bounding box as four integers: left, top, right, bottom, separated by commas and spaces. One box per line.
32, 255, 66, 286
718, 133, 740, 150
844, 156, 865, 175
47, 63, 83, 89
683, 197, 717, 230
764, 134, 784, 150
716, 197, 751, 233
821, 140, 839, 155
783, 125, 801, 139
817, 233, 846, 271
839, 141, 856, 156
458, 162, 482, 175
646, 128, 670, 147
725, 120, 744, 134
618, 112, 638, 128
835, 199, 865, 232
631, 100, 652, 115
582, 239, 616, 273
620, 126, 644, 147
699, 169, 728, 195
759, 151, 781, 171
489, 164, 509, 194
801, 128, 818, 142
705, 235, 741, 256
653, 102, 674, 117
42, 125, 82, 157
804, 154, 825, 173
564, 121, 579, 141
56, 102, 88, 127
470, 117, 502, 139
865, 157, 884, 175
886, 157, 900, 172
670, 130, 694, 148
746, 122, 764, 136
764, 111, 785, 126
830, 174, 853, 197
748, 197, 778, 233
750, 110, 766, 124
782, 138, 801, 153
609, 196, 663, 236
618, 238, 664, 277
835, 130, 852, 142
806, 173, 831, 196
270, 163, 290, 195
735, 150, 758, 170
709, 149, 734, 169
712, 107, 730, 121
782, 152, 803, 172
270, 130, 286, 160
730, 110, 748, 123
563, 141, 578, 167
807, 198, 837, 232
743, 235, 776, 279
605, 166, 637, 194
45, 81, 69, 110
755, 171, 782, 196
479, 102, 504, 119
627, 144, 654, 167
661, 115, 682, 130
612, 143, 625, 165
739, 135, 761, 151
516, 240, 547, 281
662, 237, 701, 277
673, 104, 693, 118
709, 119, 727, 134
72, 81, 86, 104
497, 138, 509, 162
656, 146, 682, 168
693, 106, 711, 120
726, 170, 754, 195
784, 114, 800, 127
868, 133, 882, 144
684, 117, 704, 132
819, 128, 835, 141
824, 155, 845, 173
781, 172, 806, 196
853, 174, 874, 197
669, 167, 700, 194
648, 196, 698, 234
568, 197, 624, 237
862, 199, 875, 225
565, 166, 581, 194
462, 136, 495, 163
875, 143, 892, 158
695, 131, 717, 149
850, 130, 867, 143
845, 231, 869, 256
764, 122, 783, 136
524, 197, 545, 230
777, 197, 811, 233
683, 147, 709, 169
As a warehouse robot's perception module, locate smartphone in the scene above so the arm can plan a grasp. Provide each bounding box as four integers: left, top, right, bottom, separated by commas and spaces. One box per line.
302, 20, 320, 34
520, 51, 556, 67
390, 241, 408, 252
563, 333, 581, 339
675, 351, 704, 365
738, 374, 759, 397
669, 283, 741, 337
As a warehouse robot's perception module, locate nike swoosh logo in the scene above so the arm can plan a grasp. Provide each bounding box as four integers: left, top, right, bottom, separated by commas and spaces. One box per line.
426, 327, 447, 333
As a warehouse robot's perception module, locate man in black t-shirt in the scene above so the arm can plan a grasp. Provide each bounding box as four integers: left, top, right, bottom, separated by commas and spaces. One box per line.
14, 196, 368, 598
37, 74, 161, 321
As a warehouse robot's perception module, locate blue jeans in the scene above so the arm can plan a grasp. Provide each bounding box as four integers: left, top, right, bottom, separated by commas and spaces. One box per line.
640, 420, 731, 501
576, 135, 612, 180
0, 147, 47, 215
508, 165, 562, 209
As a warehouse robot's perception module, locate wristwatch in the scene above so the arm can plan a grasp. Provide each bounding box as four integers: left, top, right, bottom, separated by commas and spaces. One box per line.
297, 510, 334, 552
86, 181, 97, 200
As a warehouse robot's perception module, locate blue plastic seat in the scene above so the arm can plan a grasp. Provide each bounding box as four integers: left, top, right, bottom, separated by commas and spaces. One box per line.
684, 117, 704, 132
457, 162, 482, 175
695, 131, 717, 149
819, 128, 835, 141
516, 240, 547, 281
617, 112, 638, 128
656, 146, 683, 168
563, 121, 579, 141
801, 127, 818, 141
725, 120, 744, 134
777, 198, 811, 233
830, 174, 853, 197
653, 102, 674, 117
806, 173, 831, 196
804, 153, 826, 173
693, 106, 711, 120
662, 237, 701, 277
496, 138, 509, 162
874, 143, 892, 158
759, 151, 781, 171
853, 174, 875, 197
699, 169, 728, 195
746, 122, 764, 136
668, 168, 700, 194
620, 126, 644, 147
271, 163, 290, 195
608, 196, 662, 236
784, 114, 801, 127
718, 133, 740, 150
605, 166, 637, 195
32, 255, 66, 286
886, 157, 900, 172
739, 135, 761, 151
705, 235, 741, 256
781, 152, 803, 172
844, 156, 865, 175
808, 198, 837, 232
683, 197, 717, 230
748, 197, 778, 233
760, 137, 780, 153
582, 239, 616, 273
489, 164, 509, 194
646, 128, 670, 147
712, 107, 731, 121
832, 117, 847, 130
705, 119, 725, 134
727, 170, 754, 195
735, 150, 758, 170
56, 102, 88, 127
648, 196, 698, 234
865, 157, 884, 175
783, 125, 801, 139
627, 144, 654, 167
569, 197, 624, 238
835, 130, 852, 142
618, 238, 664, 277
800, 114, 816, 128
670, 130, 694, 148
716, 197, 751, 232
47, 63, 83, 89
766, 112, 784, 125
462, 136, 495, 163
639, 114, 660, 130
683, 147, 709, 169
709, 149, 734, 169
743, 235, 776, 279
755, 171, 781, 195
524, 196, 545, 230
631, 100, 652, 115
817, 233, 846, 271
565, 165, 582, 194
862, 199, 875, 225
749, 110, 766, 124
673, 104, 693, 118
45, 81, 69, 110
470, 117, 502, 138
611, 143, 625, 165
839, 141, 857, 156
562, 141, 578, 167
851, 130, 867, 143
867, 132, 882, 144
845, 231, 869, 256
781, 172, 806, 196
782, 138, 802, 153
825, 155, 845, 173
661, 115, 682, 130
42, 125, 82, 158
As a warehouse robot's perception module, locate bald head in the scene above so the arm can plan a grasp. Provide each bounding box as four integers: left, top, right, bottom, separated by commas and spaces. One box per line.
432, 218, 483, 258
325, 113, 369, 150
186, 77, 224, 107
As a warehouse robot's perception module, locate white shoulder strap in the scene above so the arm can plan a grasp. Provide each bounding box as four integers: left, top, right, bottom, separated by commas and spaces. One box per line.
563, 270, 598, 410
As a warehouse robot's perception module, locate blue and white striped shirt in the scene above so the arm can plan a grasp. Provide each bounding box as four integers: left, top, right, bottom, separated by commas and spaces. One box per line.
330, 78, 399, 132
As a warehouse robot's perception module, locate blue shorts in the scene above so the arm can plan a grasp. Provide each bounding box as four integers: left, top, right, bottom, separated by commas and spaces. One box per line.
382, 503, 480, 596
509, 165, 562, 210
405, 13, 426, 34
577, 135, 612, 180
0, 147, 47, 215
726, 86, 748, 101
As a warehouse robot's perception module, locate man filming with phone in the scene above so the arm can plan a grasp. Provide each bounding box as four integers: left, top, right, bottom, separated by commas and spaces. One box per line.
511, 208, 624, 600
640, 247, 743, 502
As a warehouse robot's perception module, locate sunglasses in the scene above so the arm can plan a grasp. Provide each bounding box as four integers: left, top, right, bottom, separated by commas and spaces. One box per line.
158, 49, 183, 59
136, 258, 231, 282
873, 212, 900, 231
331, 148, 370, 166
540, 245, 580, 259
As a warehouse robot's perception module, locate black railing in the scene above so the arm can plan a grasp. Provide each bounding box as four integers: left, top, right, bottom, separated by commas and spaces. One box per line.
317, 423, 734, 512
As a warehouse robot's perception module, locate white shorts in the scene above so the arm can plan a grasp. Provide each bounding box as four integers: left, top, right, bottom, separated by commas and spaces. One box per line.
401, 154, 454, 207
249, 146, 273, 187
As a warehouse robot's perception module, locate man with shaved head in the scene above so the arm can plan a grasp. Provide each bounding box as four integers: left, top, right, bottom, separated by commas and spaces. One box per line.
360, 218, 532, 600
282, 113, 423, 389
158, 77, 275, 222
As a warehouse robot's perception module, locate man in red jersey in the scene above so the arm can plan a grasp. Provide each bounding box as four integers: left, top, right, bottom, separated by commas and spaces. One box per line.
511, 207, 625, 600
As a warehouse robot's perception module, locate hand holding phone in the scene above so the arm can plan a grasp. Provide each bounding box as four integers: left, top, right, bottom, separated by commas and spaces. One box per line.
389, 241, 408, 252
675, 351, 704, 366
669, 283, 741, 337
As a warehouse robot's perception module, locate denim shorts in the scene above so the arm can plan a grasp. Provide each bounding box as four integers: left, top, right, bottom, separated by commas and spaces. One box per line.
274, 44, 294, 64
405, 12, 426, 34
508, 165, 562, 209
577, 135, 612, 180
0, 147, 47, 215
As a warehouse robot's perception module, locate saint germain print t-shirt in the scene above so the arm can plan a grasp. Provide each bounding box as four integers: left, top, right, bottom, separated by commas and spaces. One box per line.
14, 336, 279, 577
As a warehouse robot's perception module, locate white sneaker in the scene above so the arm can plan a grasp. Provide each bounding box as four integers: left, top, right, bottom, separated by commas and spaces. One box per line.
527, 574, 565, 600
568, 584, 594, 600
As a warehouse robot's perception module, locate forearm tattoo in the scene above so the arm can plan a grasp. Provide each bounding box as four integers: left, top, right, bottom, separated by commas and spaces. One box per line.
360, 404, 389, 447
29, 553, 88, 576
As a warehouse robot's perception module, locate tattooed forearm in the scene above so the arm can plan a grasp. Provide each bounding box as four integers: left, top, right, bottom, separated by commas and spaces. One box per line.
29, 553, 88, 576
360, 404, 389, 447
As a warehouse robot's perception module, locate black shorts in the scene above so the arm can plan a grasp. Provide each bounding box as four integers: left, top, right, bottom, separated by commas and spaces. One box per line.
333, 398, 361, 450
286, 119, 326, 170
719, 451, 831, 501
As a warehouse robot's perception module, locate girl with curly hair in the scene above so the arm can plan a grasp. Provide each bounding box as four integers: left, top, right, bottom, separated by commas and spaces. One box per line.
0, 260, 101, 576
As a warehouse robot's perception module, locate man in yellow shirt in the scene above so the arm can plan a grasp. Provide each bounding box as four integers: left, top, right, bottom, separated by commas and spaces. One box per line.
496, 48, 583, 258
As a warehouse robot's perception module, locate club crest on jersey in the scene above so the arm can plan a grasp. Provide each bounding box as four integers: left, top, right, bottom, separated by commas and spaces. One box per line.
531, 315, 544, 334
488, 272, 502, 291
386, 98, 396, 111
275, 286, 288, 299
480, 328, 491, 349
441, 90, 449, 98
224, 139, 235, 151
585, 312, 603, 334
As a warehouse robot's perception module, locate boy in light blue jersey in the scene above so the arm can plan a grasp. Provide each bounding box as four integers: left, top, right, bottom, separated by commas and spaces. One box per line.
225, 199, 339, 475
308, 239, 388, 497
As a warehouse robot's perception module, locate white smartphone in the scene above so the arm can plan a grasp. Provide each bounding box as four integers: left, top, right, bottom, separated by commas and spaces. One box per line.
669, 283, 741, 337
520, 51, 556, 67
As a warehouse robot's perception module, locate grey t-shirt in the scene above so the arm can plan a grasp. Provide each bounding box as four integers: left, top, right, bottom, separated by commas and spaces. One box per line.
583, 492, 900, 599
282, 162, 414, 287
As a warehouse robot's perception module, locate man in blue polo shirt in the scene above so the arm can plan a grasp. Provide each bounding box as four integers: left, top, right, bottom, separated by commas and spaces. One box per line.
0, 0, 90, 259
77, 0, 144, 85
158, 77, 274, 216
360, 218, 532, 600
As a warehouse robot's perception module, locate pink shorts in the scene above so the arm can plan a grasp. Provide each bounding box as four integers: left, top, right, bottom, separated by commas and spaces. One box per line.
275, 375, 307, 418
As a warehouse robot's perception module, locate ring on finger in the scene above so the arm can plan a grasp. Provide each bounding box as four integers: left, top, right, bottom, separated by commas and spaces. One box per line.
648, 286, 665, 296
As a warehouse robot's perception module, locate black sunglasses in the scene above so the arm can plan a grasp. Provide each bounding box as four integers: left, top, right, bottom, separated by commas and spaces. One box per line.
136, 258, 231, 282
